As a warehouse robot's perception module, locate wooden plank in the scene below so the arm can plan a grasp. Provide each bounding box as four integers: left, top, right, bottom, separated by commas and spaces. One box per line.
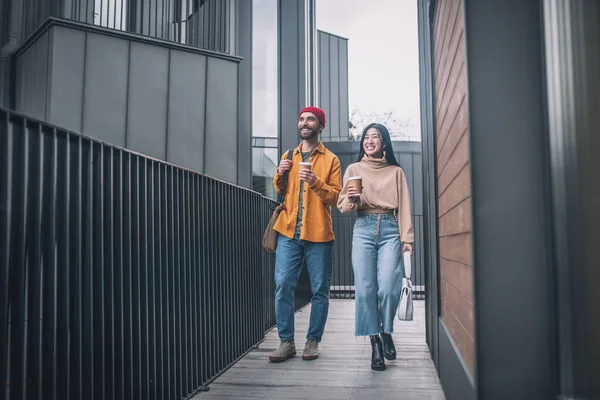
435, 0, 463, 115
438, 161, 471, 216
440, 279, 474, 338
440, 257, 474, 301
439, 233, 473, 266
436, 64, 467, 164
192, 300, 445, 400
438, 198, 472, 237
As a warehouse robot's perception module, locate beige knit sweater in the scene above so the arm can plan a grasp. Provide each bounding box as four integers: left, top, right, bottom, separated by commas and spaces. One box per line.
337, 155, 414, 243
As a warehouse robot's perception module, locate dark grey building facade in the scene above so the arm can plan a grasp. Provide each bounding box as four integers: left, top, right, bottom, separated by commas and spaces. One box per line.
317, 30, 349, 141
1, 0, 249, 186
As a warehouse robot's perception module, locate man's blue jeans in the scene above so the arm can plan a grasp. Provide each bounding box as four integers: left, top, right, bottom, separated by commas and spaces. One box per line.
274, 232, 333, 343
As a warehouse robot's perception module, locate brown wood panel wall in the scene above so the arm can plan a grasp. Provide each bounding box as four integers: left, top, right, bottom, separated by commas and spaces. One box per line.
433, 0, 475, 375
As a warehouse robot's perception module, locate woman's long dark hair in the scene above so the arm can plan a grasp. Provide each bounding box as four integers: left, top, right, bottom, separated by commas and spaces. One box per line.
357, 123, 400, 167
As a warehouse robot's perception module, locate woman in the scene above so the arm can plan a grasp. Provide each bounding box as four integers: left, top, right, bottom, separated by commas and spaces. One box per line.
337, 123, 414, 371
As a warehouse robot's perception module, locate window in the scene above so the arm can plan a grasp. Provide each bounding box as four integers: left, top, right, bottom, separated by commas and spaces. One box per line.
252, 0, 279, 197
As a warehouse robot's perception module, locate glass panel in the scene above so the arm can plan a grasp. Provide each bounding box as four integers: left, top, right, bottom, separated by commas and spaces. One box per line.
252, 0, 278, 138
252, 137, 279, 148
252, 147, 278, 199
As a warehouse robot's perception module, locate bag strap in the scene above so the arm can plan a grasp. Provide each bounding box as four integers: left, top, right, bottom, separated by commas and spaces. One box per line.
403, 251, 412, 280
276, 150, 294, 203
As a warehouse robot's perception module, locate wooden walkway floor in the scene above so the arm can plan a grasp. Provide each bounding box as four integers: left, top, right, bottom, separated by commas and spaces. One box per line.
193, 299, 445, 400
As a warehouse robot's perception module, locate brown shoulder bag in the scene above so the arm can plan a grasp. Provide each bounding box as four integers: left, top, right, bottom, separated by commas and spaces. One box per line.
262, 150, 293, 252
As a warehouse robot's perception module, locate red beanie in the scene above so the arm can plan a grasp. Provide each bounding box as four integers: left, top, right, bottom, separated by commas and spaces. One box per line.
299, 106, 326, 128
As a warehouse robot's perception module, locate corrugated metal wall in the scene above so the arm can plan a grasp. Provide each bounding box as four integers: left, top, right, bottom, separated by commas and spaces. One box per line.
317, 30, 349, 141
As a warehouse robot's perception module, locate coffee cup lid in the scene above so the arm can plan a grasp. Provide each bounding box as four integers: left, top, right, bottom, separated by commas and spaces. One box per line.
348, 176, 362, 180
299, 162, 312, 166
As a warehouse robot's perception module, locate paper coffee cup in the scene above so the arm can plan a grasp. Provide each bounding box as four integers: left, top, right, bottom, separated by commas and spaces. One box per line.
348, 176, 362, 193
299, 162, 312, 170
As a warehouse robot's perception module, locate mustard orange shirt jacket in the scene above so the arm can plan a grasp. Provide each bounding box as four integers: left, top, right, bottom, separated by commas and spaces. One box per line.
273, 141, 342, 242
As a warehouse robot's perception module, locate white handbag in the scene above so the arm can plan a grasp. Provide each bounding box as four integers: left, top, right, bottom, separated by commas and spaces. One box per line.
397, 251, 414, 321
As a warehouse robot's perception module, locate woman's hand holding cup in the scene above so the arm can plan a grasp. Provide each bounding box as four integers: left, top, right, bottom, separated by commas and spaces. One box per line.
347, 176, 362, 203
347, 186, 360, 203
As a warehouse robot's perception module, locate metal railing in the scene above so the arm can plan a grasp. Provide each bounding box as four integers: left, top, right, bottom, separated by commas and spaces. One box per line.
19, 0, 231, 53
330, 214, 426, 300
0, 107, 308, 400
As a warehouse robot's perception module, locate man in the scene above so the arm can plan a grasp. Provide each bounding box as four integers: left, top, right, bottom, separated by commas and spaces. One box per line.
269, 106, 342, 362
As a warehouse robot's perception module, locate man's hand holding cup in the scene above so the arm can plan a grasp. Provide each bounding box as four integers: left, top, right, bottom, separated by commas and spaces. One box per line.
298, 162, 317, 186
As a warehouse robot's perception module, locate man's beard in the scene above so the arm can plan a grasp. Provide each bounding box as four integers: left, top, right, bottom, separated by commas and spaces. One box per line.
298, 126, 319, 140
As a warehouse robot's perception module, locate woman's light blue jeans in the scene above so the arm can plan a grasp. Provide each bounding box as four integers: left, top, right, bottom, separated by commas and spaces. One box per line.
352, 214, 404, 336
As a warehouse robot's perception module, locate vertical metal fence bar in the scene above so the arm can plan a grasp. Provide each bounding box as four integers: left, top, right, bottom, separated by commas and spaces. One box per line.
169, 165, 176, 399
129, 156, 141, 399
254, 195, 260, 343
93, 143, 105, 400
178, 169, 185, 396
201, 176, 208, 384
203, 178, 210, 379
40, 128, 57, 400
182, 171, 189, 396
230, 186, 236, 359
190, 173, 198, 390
150, 160, 159, 400
181, 169, 188, 396
36, 127, 49, 399
209, 179, 216, 375
82, 141, 94, 400
223, 184, 230, 365
70, 135, 83, 400
166, 162, 172, 399
104, 146, 115, 400
24, 123, 42, 399
184, 171, 192, 395
114, 150, 124, 400
153, 162, 163, 400
235, 187, 241, 356
123, 152, 133, 400
159, 163, 168, 400
0, 114, 11, 400
217, 182, 224, 372
174, 167, 181, 398
251, 194, 258, 344
138, 157, 149, 400
55, 130, 70, 400
209, 179, 216, 377
168, 164, 175, 399
198, 176, 205, 384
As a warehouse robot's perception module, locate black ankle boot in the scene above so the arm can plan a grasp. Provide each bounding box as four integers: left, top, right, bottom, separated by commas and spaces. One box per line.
380, 332, 396, 361
370, 335, 386, 371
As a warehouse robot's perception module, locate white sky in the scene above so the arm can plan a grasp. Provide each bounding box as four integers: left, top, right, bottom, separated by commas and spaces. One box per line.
316, 0, 421, 139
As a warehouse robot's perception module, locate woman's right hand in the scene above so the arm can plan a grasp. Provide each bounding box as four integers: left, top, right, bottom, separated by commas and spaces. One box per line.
347, 186, 360, 203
